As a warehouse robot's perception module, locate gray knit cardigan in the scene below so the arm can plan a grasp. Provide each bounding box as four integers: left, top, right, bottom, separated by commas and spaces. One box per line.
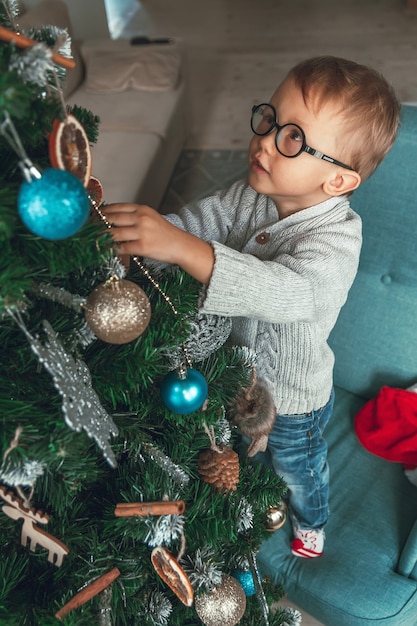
165, 180, 362, 415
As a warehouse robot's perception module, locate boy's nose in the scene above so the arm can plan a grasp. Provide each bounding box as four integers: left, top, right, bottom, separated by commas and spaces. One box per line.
258, 129, 277, 154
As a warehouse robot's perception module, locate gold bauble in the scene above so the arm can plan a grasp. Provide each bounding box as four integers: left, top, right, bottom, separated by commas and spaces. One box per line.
266, 501, 287, 532
85, 277, 151, 344
194, 575, 246, 626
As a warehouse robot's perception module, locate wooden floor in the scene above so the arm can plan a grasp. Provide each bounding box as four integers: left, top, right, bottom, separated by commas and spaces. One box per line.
110, 2, 417, 623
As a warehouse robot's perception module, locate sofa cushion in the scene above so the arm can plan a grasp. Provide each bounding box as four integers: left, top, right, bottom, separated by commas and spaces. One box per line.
90, 130, 161, 204
329, 105, 417, 400
67, 42, 184, 138
87, 74, 186, 208
257, 386, 417, 626
82, 40, 181, 94
68, 79, 185, 136
19, 0, 84, 98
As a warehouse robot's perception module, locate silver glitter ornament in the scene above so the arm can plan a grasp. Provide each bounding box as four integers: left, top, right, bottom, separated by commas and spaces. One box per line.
164, 312, 232, 368
194, 574, 246, 626
146, 590, 172, 625
84, 277, 151, 344
9, 312, 119, 468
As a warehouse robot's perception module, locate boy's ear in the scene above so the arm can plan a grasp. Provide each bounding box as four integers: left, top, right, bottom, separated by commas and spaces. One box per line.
323, 170, 361, 196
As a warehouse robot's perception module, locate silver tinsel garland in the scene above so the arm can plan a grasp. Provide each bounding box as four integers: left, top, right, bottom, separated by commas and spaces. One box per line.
146, 590, 172, 626
142, 443, 190, 487
145, 512, 185, 549
31, 284, 97, 347
98, 585, 113, 626
215, 415, 232, 446
183, 546, 223, 592
1, 0, 20, 28
10, 43, 57, 87
9, 25, 72, 88
32, 282, 86, 312
0, 459, 46, 487
236, 497, 254, 533
75, 320, 97, 348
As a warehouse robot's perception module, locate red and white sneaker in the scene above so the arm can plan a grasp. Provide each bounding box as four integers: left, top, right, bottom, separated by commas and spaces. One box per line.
291, 527, 325, 558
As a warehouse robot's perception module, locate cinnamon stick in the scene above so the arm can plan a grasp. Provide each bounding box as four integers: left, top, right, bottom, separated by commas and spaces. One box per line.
55, 567, 120, 620
0, 25, 76, 70
115, 500, 185, 517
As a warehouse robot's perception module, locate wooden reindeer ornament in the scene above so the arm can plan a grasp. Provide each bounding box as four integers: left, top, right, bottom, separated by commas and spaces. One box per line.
0, 486, 69, 567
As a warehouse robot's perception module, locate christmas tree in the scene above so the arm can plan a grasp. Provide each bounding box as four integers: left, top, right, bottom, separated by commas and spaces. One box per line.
0, 3, 297, 625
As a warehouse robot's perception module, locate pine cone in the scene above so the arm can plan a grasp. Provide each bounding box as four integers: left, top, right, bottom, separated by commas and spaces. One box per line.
198, 445, 239, 492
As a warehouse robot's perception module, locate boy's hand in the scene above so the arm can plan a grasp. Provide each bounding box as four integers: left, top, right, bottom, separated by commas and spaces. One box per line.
101, 203, 215, 285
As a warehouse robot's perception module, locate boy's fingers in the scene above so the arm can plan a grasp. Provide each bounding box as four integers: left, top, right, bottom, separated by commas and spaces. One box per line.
106, 213, 138, 227
109, 226, 139, 242
102, 202, 138, 213
103, 203, 148, 215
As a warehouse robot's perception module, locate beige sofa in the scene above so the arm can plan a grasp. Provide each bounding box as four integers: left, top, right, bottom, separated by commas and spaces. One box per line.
19, 0, 187, 208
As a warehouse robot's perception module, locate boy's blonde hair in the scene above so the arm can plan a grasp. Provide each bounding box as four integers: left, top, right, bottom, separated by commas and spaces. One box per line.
287, 56, 400, 181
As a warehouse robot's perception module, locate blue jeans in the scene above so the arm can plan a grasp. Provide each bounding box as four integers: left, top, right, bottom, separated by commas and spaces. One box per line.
266, 389, 335, 530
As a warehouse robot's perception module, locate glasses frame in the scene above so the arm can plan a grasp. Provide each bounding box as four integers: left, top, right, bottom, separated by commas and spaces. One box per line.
251, 103, 354, 171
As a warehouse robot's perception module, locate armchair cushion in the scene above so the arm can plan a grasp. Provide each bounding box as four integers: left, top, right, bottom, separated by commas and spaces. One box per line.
258, 106, 417, 625
329, 106, 417, 400
257, 387, 417, 625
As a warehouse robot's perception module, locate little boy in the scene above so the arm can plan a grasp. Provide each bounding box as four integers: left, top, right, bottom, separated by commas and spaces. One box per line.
101, 56, 400, 557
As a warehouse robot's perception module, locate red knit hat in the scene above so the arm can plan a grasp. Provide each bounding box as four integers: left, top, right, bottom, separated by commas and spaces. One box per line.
354, 386, 417, 469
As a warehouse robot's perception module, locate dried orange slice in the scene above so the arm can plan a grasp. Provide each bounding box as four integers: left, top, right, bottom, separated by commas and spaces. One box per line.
87, 175, 104, 209
151, 546, 194, 606
49, 114, 92, 186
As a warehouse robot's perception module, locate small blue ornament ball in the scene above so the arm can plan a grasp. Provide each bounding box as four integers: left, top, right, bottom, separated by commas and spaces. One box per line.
18, 168, 90, 240
231, 568, 256, 597
160, 367, 208, 415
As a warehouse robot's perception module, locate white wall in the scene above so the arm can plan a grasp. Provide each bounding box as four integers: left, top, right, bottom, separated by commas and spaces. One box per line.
22, 0, 110, 39
64, 0, 109, 39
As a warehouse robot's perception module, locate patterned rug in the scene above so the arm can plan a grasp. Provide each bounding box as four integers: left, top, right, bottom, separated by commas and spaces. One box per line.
159, 150, 248, 214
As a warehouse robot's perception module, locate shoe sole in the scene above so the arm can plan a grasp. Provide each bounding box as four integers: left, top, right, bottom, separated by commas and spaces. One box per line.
291, 547, 323, 558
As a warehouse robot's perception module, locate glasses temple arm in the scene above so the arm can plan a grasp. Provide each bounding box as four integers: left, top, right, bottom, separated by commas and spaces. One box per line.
304, 145, 354, 171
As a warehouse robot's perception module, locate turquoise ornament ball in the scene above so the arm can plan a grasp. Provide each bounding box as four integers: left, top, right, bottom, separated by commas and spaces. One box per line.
160, 367, 208, 415
18, 168, 90, 240
231, 568, 256, 597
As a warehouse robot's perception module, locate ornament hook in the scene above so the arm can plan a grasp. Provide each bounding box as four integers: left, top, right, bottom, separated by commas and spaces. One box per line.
0, 110, 42, 181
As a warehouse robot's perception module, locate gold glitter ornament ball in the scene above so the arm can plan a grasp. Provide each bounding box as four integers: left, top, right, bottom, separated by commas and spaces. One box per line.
85, 277, 151, 344
194, 575, 246, 626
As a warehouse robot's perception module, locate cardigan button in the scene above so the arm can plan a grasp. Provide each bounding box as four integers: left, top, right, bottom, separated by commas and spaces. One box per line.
256, 232, 270, 244
381, 274, 392, 285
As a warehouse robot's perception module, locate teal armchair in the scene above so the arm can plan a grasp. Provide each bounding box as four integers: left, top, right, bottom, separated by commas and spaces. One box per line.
257, 105, 417, 625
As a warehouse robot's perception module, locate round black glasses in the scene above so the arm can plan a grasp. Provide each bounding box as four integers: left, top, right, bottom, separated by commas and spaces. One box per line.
251, 103, 354, 171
